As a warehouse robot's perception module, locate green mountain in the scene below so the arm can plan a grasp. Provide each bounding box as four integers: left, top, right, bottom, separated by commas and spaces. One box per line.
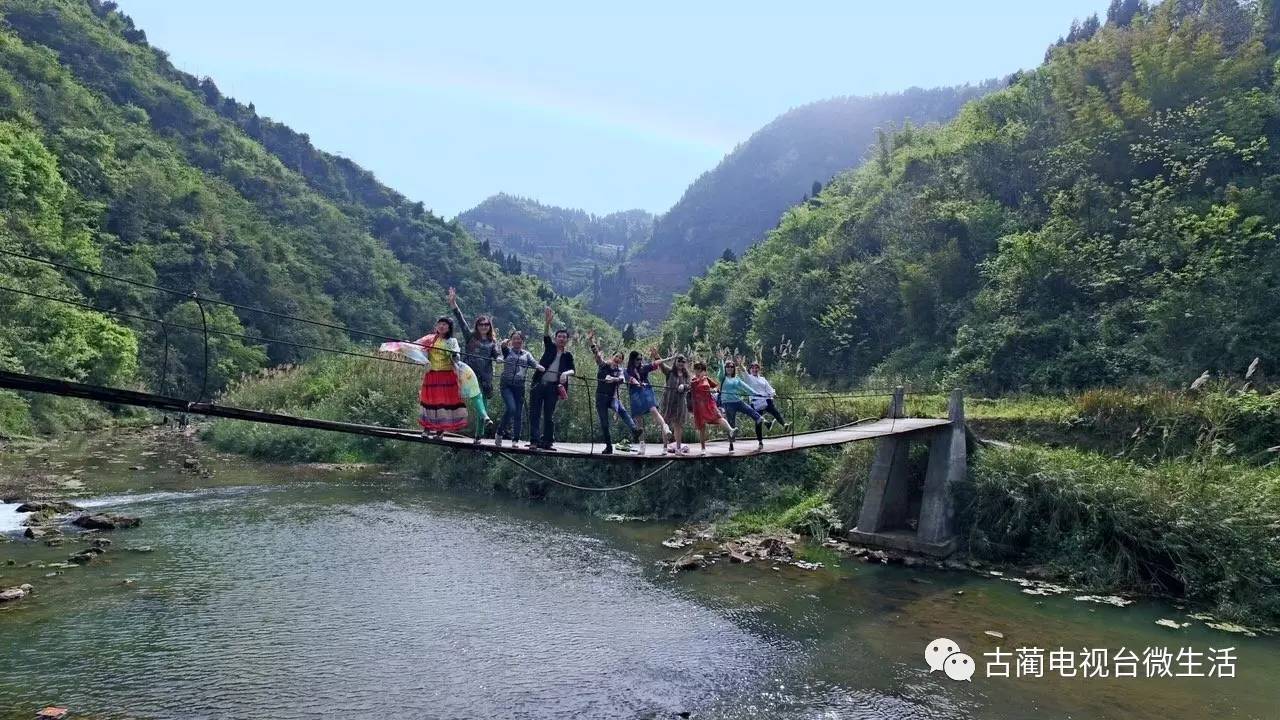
586, 83, 1002, 326
665, 0, 1280, 392
456, 193, 654, 296
0, 0, 608, 434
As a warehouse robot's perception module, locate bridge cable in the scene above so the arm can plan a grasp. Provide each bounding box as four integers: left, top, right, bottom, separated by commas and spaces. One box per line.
494, 454, 676, 492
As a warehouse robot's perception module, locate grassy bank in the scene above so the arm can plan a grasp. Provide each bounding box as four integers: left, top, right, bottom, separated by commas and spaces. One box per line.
202, 355, 1280, 622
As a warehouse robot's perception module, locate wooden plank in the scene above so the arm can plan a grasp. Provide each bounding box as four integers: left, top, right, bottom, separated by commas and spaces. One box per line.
0, 370, 948, 462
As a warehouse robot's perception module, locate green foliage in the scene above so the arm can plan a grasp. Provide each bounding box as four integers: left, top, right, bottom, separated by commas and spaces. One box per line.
962, 445, 1280, 622
666, 1, 1280, 394
0, 0, 614, 432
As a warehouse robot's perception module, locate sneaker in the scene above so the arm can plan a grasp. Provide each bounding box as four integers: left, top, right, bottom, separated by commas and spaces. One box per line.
679, 445, 690, 454
601, 445, 614, 455
665, 445, 676, 454
757, 441, 765, 451
728, 427, 738, 451
542, 444, 557, 452
639, 440, 647, 455
616, 439, 632, 452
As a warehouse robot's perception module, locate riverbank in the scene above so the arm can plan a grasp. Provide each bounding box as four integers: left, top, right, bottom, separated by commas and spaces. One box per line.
187, 356, 1280, 625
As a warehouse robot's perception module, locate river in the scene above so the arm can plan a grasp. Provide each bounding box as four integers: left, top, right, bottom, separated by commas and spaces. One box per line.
1, 432, 1277, 719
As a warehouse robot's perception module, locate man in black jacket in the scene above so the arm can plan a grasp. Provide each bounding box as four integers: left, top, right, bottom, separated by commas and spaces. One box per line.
528, 306, 575, 450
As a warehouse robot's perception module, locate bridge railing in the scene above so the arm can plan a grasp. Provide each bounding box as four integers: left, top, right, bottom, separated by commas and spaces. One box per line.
0, 248, 933, 448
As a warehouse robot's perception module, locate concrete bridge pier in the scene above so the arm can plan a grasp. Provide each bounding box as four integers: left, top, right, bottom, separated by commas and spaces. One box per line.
847, 388, 966, 557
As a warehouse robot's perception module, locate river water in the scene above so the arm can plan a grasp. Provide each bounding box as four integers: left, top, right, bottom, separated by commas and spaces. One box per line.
1, 434, 1277, 719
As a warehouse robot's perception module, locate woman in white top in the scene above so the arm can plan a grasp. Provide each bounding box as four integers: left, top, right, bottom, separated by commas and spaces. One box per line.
742, 360, 789, 430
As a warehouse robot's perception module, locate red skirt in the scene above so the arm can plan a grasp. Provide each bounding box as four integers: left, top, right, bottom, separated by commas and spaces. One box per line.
419, 370, 468, 432
692, 391, 722, 428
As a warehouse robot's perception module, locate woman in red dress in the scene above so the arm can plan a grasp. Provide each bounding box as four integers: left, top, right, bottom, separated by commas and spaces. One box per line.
690, 360, 738, 454
416, 316, 469, 436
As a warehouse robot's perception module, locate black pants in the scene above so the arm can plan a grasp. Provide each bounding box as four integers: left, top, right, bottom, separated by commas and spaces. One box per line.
760, 399, 786, 424
528, 383, 560, 446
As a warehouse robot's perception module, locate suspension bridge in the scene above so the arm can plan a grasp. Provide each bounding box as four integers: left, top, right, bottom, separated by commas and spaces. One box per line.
0, 249, 967, 551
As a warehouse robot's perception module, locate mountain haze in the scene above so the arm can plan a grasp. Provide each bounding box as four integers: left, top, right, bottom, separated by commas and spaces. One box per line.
456, 193, 654, 295
586, 83, 1002, 325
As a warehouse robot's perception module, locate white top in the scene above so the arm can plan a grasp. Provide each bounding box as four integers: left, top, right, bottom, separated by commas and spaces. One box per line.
741, 373, 776, 411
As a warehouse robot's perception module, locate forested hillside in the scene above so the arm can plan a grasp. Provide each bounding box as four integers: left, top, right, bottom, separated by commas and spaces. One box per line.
0, 0, 605, 435
665, 0, 1280, 393
456, 193, 654, 295
588, 83, 1001, 326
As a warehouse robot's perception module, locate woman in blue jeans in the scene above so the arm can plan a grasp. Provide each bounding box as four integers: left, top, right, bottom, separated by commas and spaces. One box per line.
717, 353, 766, 451
495, 331, 544, 447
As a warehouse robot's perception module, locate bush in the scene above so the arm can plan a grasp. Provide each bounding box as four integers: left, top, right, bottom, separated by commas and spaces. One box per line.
961, 445, 1280, 622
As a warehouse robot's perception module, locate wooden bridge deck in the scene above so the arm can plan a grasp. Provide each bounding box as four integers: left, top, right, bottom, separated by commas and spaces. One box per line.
430, 417, 950, 460
0, 370, 949, 462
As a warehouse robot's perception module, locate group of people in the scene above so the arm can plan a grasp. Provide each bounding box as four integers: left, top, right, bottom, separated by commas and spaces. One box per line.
397, 289, 790, 456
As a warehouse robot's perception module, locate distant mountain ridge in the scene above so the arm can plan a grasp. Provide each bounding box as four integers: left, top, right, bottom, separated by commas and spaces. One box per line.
585, 82, 1003, 325
456, 193, 654, 295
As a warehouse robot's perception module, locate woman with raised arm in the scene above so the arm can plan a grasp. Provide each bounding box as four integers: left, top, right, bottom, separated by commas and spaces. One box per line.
413, 316, 468, 438
690, 360, 737, 454
717, 352, 767, 451
447, 287, 500, 401
625, 348, 671, 455
495, 330, 544, 447
587, 330, 637, 455
656, 348, 692, 454
743, 359, 789, 430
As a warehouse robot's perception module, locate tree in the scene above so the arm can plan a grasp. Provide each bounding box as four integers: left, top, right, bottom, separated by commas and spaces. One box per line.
811, 180, 822, 197
721, 248, 737, 263
1263, 0, 1280, 52
1107, 0, 1143, 27
622, 323, 636, 345
876, 128, 892, 174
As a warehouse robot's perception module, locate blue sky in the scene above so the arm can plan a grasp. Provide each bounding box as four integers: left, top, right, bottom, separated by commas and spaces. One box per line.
119, 1, 1107, 217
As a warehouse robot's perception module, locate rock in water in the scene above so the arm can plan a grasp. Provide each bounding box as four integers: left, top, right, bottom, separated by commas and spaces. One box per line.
73, 514, 141, 531
0, 584, 32, 602
15, 500, 81, 514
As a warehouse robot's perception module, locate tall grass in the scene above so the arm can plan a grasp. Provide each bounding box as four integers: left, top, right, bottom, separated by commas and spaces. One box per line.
963, 446, 1280, 622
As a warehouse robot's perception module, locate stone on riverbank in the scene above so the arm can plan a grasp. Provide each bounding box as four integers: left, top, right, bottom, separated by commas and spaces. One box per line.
73, 514, 140, 531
